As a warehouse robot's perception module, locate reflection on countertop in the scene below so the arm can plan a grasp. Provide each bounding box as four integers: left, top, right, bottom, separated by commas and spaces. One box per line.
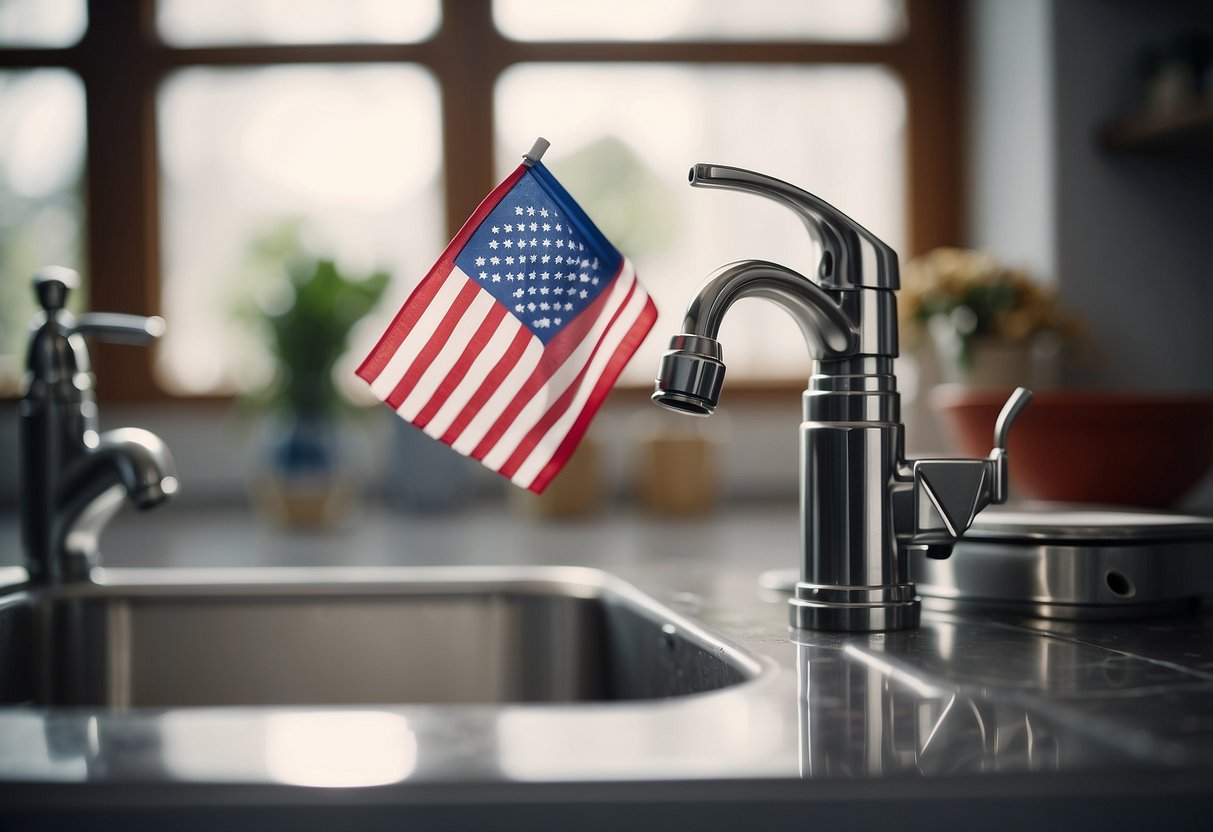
1, 502, 1212, 827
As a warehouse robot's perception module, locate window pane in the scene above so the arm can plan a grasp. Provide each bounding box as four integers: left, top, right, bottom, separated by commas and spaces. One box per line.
157, 0, 440, 45
157, 65, 444, 395
0, 0, 86, 46
0, 70, 86, 391
495, 64, 905, 382
494, 0, 905, 42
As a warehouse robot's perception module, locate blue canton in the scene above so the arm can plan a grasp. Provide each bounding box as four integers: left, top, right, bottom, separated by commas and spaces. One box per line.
453, 171, 620, 346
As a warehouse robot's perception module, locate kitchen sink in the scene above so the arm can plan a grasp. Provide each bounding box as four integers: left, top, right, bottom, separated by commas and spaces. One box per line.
0, 566, 763, 708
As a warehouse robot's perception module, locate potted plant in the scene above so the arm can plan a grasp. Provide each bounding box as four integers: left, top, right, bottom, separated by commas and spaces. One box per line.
899, 247, 1080, 388
248, 247, 389, 527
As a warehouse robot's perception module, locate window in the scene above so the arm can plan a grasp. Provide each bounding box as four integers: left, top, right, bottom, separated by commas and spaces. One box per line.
0, 0, 963, 400
494, 63, 906, 381
156, 64, 443, 393
0, 69, 86, 388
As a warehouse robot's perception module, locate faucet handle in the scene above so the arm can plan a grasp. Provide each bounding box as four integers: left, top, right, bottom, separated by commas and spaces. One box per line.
989, 386, 1033, 503
688, 163, 899, 291
73, 313, 166, 345
31, 267, 166, 345
908, 387, 1032, 556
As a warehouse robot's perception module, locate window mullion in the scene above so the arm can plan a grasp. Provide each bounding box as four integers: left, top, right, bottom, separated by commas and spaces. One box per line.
434, 0, 502, 238
80, 0, 162, 401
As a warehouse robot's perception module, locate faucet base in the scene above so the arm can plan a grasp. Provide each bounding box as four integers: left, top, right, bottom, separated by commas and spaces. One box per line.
788, 583, 920, 631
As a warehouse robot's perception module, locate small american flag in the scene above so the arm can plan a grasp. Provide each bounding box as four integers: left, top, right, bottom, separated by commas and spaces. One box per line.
357, 152, 657, 493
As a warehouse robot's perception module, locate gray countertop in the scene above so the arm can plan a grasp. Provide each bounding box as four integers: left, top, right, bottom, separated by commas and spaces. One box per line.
2, 502, 1212, 830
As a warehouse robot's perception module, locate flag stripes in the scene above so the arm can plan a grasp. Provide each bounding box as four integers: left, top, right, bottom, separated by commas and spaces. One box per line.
357, 258, 654, 492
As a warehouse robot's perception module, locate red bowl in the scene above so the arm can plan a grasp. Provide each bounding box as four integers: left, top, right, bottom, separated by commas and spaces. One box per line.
930, 386, 1213, 508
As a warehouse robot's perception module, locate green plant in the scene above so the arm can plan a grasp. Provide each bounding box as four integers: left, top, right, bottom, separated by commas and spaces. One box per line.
255, 253, 389, 418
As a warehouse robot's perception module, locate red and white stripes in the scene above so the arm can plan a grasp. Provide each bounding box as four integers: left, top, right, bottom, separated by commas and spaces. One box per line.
357, 258, 655, 493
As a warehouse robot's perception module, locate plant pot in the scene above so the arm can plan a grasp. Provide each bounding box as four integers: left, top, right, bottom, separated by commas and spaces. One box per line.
251, 413, 352, 529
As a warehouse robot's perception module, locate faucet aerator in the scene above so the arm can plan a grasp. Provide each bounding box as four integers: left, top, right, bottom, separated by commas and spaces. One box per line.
651, 389, 715, 417
652, 336, 726, 416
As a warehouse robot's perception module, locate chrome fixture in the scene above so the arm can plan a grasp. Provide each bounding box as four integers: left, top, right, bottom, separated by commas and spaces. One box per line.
652, 164, 1031, 632
19, 267, 177, 583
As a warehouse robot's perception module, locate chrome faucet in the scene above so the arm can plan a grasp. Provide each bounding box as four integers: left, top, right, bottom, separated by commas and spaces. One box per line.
652, 164, 1031, 632
19, 267, 177, 583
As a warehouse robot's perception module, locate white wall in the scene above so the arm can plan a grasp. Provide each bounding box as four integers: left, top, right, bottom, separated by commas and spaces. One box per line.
968, 0, 1213, 391
968, 0, 1057, 284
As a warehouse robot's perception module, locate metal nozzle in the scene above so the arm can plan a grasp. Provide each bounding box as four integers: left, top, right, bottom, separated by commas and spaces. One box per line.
651, 335, 725, 416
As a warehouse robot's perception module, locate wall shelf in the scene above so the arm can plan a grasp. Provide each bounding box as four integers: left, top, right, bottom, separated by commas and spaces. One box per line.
1098, 98, 1213, 157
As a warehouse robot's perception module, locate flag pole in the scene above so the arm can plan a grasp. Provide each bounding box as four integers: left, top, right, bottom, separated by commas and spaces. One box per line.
522, 137, 550, 167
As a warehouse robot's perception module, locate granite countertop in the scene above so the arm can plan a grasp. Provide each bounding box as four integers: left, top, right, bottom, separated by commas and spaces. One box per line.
1, 502, 1212, 830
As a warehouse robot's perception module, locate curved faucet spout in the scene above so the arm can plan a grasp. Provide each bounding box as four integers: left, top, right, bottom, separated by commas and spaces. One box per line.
52, 430, 177, 580
652, 260, 858, 416
63, 428, 179, 511
680, 260, 857, 358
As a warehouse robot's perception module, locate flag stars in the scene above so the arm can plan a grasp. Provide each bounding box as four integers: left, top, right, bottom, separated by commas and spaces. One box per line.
491, 274, 501, 282
555, 223, 562, 232
527, 286, 537, 295
514, 206, 523, 216
504, 256, 514, 265
579, 290, 588, 299
489, 256, 500, 265
542, 223, 551, 232
529, 222, 538, 232
474, 256, 486, 266
488, 240, 498, 249
513, 288, 524, 298
539, 286, 550, 295
503, 239, 513, 248
479, 271, 488, 280
527, 302, 536, 312
555, 240, 564, 248
540, 207, 549, 217
516, 239, 527, 248
527, 206, 536, 216
515, 304, 525, 313
541, 254, 551, 264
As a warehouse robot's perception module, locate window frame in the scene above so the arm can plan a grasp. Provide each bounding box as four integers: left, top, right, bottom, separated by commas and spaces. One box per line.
0, 0, 965, 402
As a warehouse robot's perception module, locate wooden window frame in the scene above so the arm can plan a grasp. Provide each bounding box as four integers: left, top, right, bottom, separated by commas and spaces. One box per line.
0, 0, 964, 402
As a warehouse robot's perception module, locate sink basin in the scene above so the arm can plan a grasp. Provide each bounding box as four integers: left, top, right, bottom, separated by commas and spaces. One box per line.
0, 566, 761, 708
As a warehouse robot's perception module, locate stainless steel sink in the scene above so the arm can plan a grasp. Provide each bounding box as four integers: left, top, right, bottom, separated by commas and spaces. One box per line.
0, 566, 763, 708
